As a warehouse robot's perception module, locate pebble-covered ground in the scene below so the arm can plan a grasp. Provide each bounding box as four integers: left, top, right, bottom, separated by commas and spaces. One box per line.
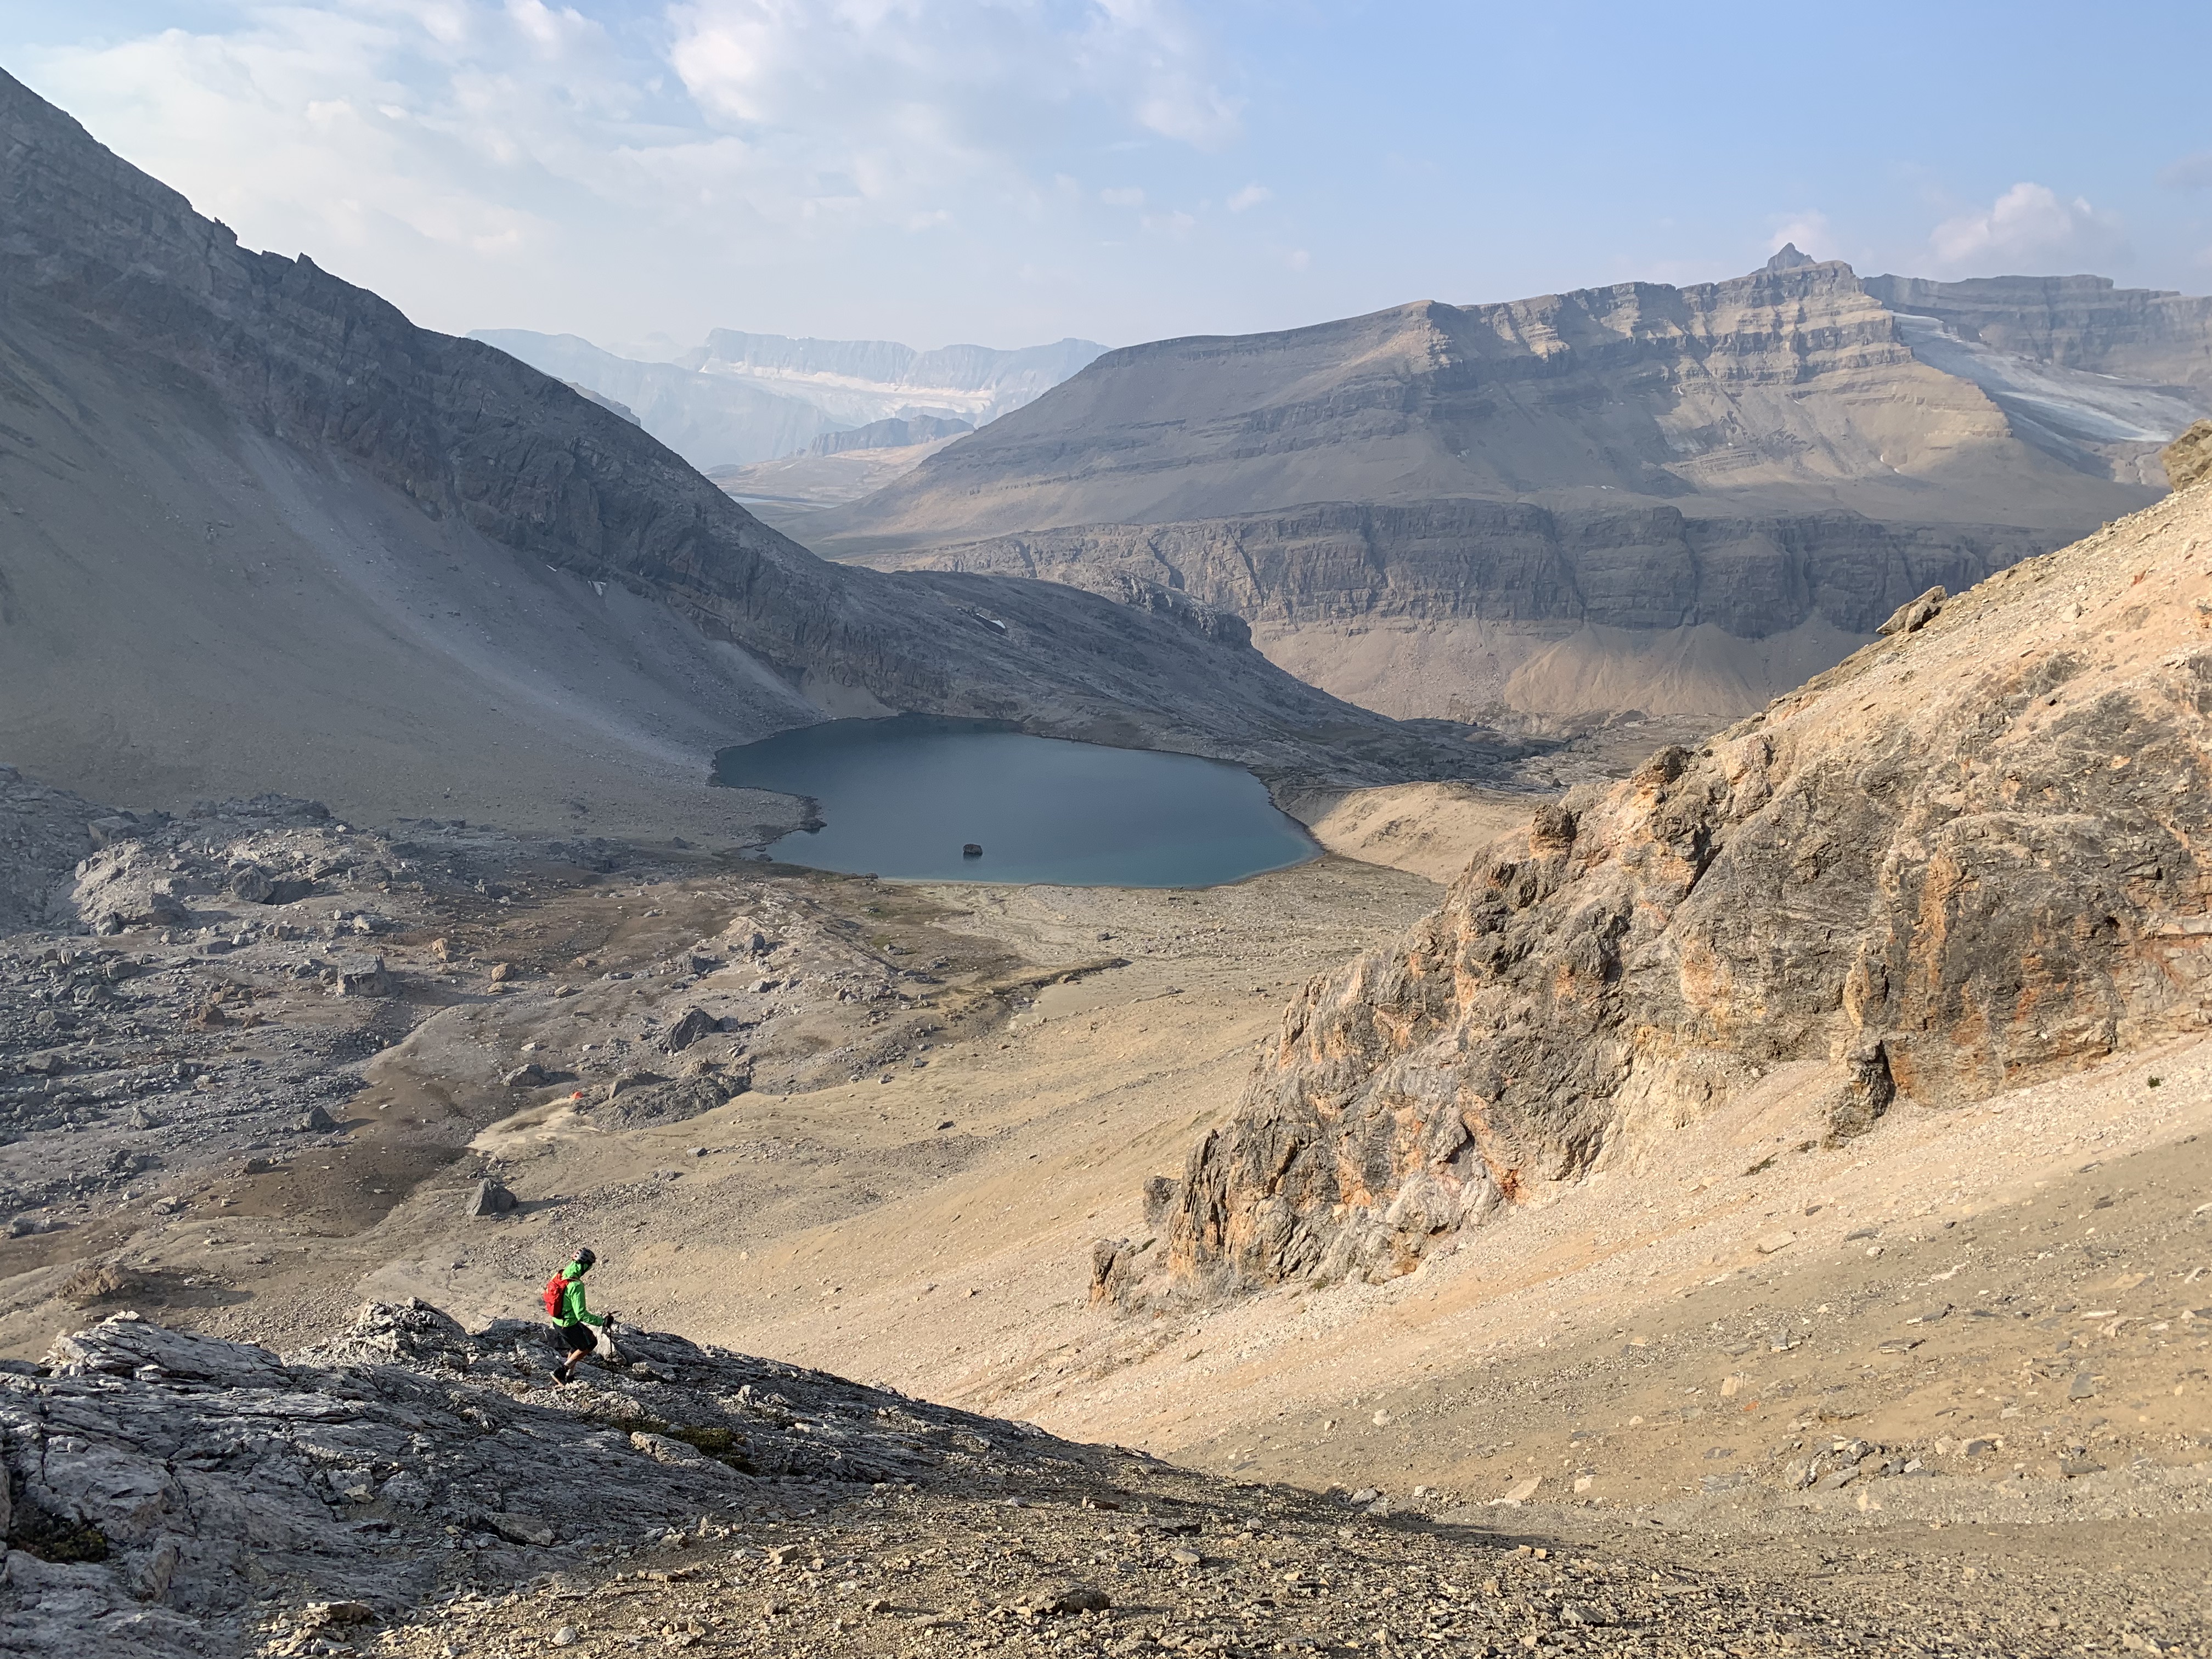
358, 1460, 2207, 1659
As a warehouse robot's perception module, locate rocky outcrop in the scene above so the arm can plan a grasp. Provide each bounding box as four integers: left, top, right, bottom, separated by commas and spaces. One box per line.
1158, 472, 2212, 1293
0, 1303, 1109, 1658
2168, 420, 2212, 492
0, 769, 108, 934
809, 414, 974, 457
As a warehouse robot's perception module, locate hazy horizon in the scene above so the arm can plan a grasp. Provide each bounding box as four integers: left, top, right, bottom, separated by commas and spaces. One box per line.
2, 1, 2207, 354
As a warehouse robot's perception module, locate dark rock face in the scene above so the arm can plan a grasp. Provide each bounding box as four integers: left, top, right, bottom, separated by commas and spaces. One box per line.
660, 1007, 723, 1053
1162, 481, 2212, 1292
0, 1304, 1111, 1657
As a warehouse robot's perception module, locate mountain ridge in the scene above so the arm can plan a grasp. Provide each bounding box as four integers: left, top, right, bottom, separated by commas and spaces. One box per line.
470, 326, 1102, 470
810, 256, 2204, 724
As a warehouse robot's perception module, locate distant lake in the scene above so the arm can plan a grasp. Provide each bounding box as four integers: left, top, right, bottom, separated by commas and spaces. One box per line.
713, 715, 1317, 887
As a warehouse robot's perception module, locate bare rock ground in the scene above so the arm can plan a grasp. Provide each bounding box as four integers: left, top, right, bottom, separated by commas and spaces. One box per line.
5, 770, 2209, 1651
8, 511, 2212, 1650
5, 1298, 2204, 1659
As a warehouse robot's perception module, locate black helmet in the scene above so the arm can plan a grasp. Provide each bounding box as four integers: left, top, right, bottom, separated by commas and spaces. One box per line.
572, 1247, 596, 1268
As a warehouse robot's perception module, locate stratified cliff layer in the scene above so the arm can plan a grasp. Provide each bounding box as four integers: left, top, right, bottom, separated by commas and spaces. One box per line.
859, 503, 2063, 720
819, 252, 2204, 721
1159, 445, 2212, 1293
1863, 272, 2212, 392
0, 68, 1472, 829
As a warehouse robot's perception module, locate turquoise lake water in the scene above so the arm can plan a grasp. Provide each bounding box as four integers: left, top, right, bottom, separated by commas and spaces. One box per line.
712, 716, 1317, 888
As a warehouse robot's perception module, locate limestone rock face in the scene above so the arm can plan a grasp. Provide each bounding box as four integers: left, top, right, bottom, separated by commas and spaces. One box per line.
1165, 479, 2212, 1291
864, 503, 2050, 660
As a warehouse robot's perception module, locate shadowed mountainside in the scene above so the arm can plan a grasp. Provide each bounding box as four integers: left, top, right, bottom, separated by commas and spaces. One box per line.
0, 68, 1498, 834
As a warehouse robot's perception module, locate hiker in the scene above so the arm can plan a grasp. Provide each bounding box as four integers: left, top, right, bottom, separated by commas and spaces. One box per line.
544, 1246, 615, 1384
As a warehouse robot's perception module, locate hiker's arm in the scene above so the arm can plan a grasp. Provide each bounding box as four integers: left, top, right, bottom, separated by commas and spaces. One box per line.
566, 1282, 606, 1327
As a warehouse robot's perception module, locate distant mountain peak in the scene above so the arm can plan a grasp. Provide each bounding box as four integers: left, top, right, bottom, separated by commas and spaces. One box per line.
471, 327, 1103, 470
1765, 242, 1820, 272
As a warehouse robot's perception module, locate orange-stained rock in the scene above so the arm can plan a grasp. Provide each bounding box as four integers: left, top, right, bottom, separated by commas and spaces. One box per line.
1166, 470, 2212, 1293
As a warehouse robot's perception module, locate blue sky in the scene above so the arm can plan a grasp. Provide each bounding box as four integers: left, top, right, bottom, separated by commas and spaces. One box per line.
2, 1, 2207, 353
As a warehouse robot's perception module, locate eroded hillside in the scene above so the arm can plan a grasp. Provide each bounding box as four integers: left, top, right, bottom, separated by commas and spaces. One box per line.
1153, 441, 2212, 1297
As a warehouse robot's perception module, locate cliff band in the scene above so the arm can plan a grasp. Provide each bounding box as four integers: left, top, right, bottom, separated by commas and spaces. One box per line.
817, 252, 2209, 725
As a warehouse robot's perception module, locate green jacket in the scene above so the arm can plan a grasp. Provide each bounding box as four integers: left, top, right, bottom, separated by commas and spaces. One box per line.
555, 1273, 605, 1328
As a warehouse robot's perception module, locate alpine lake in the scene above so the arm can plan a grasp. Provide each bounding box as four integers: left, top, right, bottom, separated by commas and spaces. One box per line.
712, 715, 1317, 888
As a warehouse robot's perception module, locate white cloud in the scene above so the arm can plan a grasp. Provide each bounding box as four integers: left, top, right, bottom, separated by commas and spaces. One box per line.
29, 2, 633, 274
1767, 210, 1831, 258
1101, 185, 1146, 207
17, 0, 1246, 343
1928, 182, 2126, 274
1227, 181, 1269, 212
664, 0, 1243, 206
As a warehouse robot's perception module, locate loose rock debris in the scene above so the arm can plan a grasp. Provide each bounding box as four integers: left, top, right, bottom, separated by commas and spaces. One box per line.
3, 1302, 2197, 1659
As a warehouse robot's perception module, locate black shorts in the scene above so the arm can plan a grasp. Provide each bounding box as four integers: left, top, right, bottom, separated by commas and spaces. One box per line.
555, 1323, 597, 1356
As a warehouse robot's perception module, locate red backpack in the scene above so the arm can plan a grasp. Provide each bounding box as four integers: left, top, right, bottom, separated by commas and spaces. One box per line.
542, 1271, 569, 1321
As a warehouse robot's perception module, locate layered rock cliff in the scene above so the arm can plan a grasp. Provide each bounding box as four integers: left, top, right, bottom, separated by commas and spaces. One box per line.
0, 67, 1483, 824
1863, 272, 2212, 392
1155, 439, 2212, 1293
864, 501, 2055, 662
817, 251, 2204, 722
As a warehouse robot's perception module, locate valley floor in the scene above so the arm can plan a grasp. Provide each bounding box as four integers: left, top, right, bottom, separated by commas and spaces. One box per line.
2, 786, 2207, 1652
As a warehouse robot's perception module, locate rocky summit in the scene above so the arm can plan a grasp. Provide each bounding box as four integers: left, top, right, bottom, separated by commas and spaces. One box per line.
1151, 434, 2212, 1295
